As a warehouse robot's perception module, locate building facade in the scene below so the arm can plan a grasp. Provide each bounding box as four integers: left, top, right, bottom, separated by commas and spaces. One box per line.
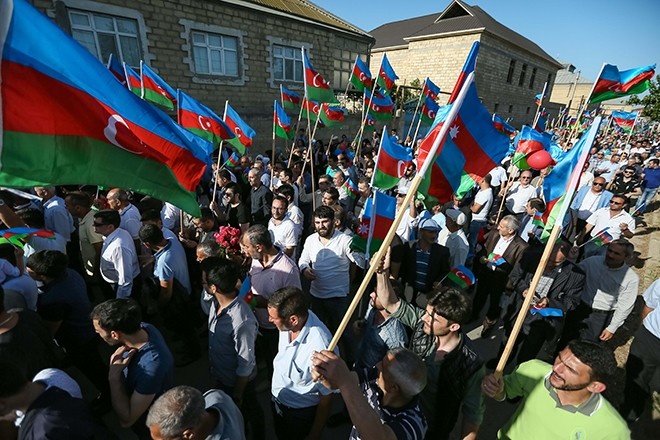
369, 0, 562, 130
33, 0, 373, 152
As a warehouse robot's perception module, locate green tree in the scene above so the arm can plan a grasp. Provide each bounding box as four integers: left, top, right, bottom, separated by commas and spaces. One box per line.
628, 75, 660, 122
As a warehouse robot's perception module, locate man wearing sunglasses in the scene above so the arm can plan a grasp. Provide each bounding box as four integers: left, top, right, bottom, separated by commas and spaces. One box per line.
607, 166, 641, 201
570, 177, 613, 236
579, 194, 635, 259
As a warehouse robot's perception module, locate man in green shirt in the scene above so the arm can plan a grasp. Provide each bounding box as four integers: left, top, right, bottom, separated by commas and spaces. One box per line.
482, 339, 629, 439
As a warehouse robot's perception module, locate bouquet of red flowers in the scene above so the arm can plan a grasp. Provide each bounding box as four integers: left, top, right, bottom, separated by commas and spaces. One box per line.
214, 226, 242, 255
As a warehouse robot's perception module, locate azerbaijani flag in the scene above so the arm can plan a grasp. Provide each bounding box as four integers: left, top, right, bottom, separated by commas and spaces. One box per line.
417, 72, 509, 205
177, 91, 235, 146
590, 63, 656, 104
540, 118, 601, 241
611, 111, 637, 133
140, 61, 177, 110
123, 63, 142, 96
363, 114, 377, 132
515, 125, 548, 155
447, 265, 475, 288
534, 83, 547, 106
365, 89, 394, 121
274, 100, 293, 140
238, 275, 257, 310
422, 77, 441, 100
343, 178, 360, 199
373, 130, 413, 190
225, 103, 256, 153
420, 96, 439, 126
592, 227, 613, 246
532, 211, 545, 227
487, 253, 506, 266
302, 48, 337, 103
0, 227, 55, 247
223, 152, 240, 168
107, 53, 126, 86
1, 0, 213, 215
377, 53, 398, 95
351, 191, 396, 257
492, 114, 515, 136
280, 85, 301, 110
350, 56, 373, 93
301, 97, 323, 124
447, 41, 479, 105
319, 103, 345, 128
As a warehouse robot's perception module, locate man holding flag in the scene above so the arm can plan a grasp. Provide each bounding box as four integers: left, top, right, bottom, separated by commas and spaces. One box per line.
578, 194, 635, 258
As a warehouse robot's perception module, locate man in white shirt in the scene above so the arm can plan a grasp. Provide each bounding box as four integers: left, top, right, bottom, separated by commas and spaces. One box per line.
93, 210, 140, 299
570, 176, 613, 235
594, 154, 622, 183
299, 206, 359, 334
579, 194, 635, 258
502, 171, 537, 217
34, 186, 75, 242
268, 196, 297, 258
469, 175, 494, 254
106, 188, 142, 251
65, 192, 104, 281
438, 209, 469, 268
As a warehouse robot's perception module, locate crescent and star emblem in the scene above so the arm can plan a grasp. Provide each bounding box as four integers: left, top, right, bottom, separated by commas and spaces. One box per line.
103, 115, 144, 155
397, 160, 406, 178
198, 115, 212, 131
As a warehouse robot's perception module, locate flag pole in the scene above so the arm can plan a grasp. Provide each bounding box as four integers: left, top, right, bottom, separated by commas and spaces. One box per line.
532, 81, 548, 128
364, 125, 388, 260
624, 111, 640, 147
211, 100, 229, 204
271, 100, 277, 187
307, 109, 322, 213
288, 101, 305, 167
568, 63, 606, 143
354, 55, 384, 150
495, 117, 601, 377
325, 72, 476, 352
405, 85, 425, 141
412, 112, 423, 146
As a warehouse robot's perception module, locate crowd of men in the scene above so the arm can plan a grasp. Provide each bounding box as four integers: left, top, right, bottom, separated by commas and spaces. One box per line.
0, 128, 659, 440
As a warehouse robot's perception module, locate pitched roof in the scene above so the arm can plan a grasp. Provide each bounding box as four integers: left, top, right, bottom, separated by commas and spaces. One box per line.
555, 68, 593, 85
247, 0, 372, 39
371, 0, 560, 67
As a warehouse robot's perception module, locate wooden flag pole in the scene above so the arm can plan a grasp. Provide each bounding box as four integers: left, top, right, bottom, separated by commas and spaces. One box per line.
412, 113, 423, 146
494, 169, 516, 224
211, 99, 230, 203
405, 89, 424, 141
531, 81, 548, 128
495, 117, 601, 376
271, 100, 277, 186
288, 102, 305, 166
353, 56, 384, 149
326, 72, 476, 352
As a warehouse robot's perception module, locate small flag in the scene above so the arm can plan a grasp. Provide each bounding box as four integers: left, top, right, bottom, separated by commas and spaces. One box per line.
350, 56, 373, 93
238, 275, 257, 310
225, 103, 256, 153
492, 114, 516, 136
590, 63, 656, 104
303, 48, 337, 103
592, 228, 613, 246
140, 61, 177, 110
422, 77, 441, 100
487, 253, 506, 266
280, 85, 301, 110
420, 96, 439, 126
351, 191, 396, 257
274, 100, 293, 139
343, 178, 360, 199
447, 265, 475, 288
377, 53, 398, 95
319, 103, 345, 128
532, 211, 545, 227
107, 53, 126, 86
223, 152, 240, 168
530, 307, 563, 317
123, 63, 141, 96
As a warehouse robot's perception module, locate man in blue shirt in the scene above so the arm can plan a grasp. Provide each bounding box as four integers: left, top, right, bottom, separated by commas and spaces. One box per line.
91, 298, 174, 438
635, 158, 660, 213
140, 224, 200, 366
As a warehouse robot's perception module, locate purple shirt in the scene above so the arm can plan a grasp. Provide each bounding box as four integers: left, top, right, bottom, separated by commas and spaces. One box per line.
249, 251, 301, 328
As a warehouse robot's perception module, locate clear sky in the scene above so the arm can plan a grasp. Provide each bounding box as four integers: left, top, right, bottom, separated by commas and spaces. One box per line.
314, 0, 660, 81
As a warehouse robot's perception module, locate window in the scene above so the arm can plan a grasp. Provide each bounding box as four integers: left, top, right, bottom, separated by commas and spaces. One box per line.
333, 49, 360, 89
508, 104, 513, 114
529, 67, 537, 89
69, 10, 141, 67
192, 31, 238, 76
526, 106, 531, 115
493, 103, 499, 113
546, 73, 553, 87
273, 44, 303, 82
506, 60, 516, 84
518, 64, 527, 86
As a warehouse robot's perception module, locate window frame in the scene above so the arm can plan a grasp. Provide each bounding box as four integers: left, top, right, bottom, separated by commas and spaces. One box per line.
506, 59, 516, 84
518, 64, 528, 87
266, 36, 311, 89
190, 31, 240, 77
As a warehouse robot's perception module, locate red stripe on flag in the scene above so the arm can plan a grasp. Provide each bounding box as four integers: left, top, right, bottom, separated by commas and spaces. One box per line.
3, 61, 203, 190
142, 75, 174, 101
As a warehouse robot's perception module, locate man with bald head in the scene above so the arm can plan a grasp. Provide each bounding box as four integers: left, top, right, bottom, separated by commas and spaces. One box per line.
106, 188, 142, 251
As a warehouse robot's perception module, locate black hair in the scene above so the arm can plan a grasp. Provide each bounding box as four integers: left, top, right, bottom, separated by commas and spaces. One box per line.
322, 187, 340, 202
567, 339, 617, 384
0, 360, 29, 398
197, 207, 215, 222
277, 184, 295, 201
244, 224, 273, 248
94, 209, 120, 228
90, 298, 142, 334
272, 195, 289, 209
428, 288, 471, 325
201, 257, 238, 295
313, 205, 335, 221
268, 286, 309, 321
26, 250, 69, 279
65, 191, 91, 208
18, 209, 45, 228
140, 209, 162, 223
139, 223, 164, 245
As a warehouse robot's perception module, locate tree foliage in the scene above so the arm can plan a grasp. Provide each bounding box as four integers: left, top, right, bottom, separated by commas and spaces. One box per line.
628, 75, 660, 122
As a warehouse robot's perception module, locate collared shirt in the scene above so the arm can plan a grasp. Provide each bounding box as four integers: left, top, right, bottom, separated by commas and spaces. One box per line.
99, 227, 140, 298
471, 188, 493, 222
505, 183, 537, 214
208, 296, 258, 387
268, 218, 297, 250
43, 196, 74, 241
493, 234, 515, 256
349, 367, 427, 440
577, 190, 604, 220
438, 229, 469, 268
642, 279, 660, 339
286, 205, 304, 239
271, 310, 335, 408
586, 208, 635, 239
578, 256, 639, 333
250, 251, 301, 328
355, 307, 408, 370
78, 209, 104, 277
153, 238, 191, 295
118, 203, 141, 239
203, 389, 246, 440
299, 230, 356, 298
500, 359, 629, 440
